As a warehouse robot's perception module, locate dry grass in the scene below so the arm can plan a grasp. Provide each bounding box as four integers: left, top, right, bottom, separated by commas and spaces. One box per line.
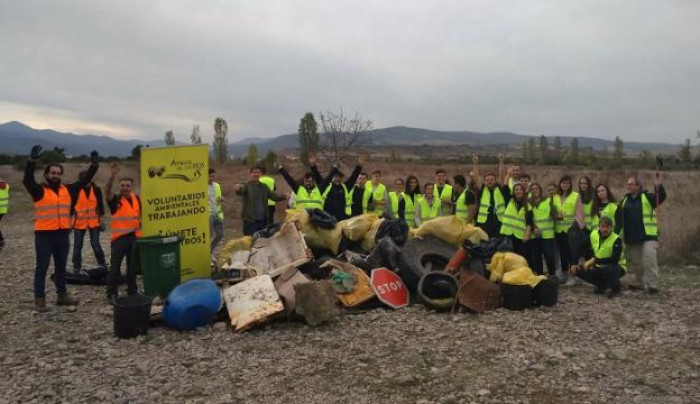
1, 161, 698, 263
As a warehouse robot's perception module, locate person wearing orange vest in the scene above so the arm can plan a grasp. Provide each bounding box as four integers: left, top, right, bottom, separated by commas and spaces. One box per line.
23, 145, 99, 312
105, 162, 142, 302
70, 170, 107, 274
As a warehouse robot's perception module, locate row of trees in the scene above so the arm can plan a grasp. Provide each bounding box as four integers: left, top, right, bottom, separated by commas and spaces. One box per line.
160, 118, 230, 163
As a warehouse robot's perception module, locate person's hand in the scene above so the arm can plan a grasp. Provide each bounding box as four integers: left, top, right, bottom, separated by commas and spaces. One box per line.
654, 175, 661, 188
533, 227, 540, 237
233, 183, 242, 192
110, 162, 120, 177
274, 161, 283, 171
472, 154, 479, 164
523, 234, 530, 242
216, 196, 224, 203
90, 150, 99, 164
507, 166, 516, 176
308, 153, 316, 166
30, 145, 43, 160
498, 153, 505, 161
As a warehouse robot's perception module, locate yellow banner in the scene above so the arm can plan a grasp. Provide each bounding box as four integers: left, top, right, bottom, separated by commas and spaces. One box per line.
140, 145, 211, 280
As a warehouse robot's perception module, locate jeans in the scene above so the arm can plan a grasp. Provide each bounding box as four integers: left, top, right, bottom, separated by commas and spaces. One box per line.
210, 217, 224, 253
529, 237, 556, 276
267, 206, 276, 225
243, 220, 267, 236
72, 227, 106, 270
34, 230, 70, 298
106, 233, 138, 297
0, 214, 5, 246
555, 232, 572, 273
577, 264, 624, 293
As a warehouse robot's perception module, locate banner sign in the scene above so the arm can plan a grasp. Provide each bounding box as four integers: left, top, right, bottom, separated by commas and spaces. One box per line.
140, 145, 210, 280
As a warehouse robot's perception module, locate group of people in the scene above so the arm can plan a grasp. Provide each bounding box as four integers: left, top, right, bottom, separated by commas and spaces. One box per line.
20, 146, 142, 311
232, 153, 666, 298
7, 143, 667, 312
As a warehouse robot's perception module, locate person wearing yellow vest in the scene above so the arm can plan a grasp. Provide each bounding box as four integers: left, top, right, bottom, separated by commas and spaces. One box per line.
317, 161, 362, 221
369, 170, 387, 216
0, 177, 8, 251
615, 176, 666, 294
500, 183, 532, 259
208, 169, 225, 254
451, 174, 477, 224
473, 153, 510, 238
398, 175, 421, 228
70, 170, 107, 274
387, 178, 404, 219
105, 163, 143, 302
349, 172, 374, 217
259, 168, 276, 225
23, 145, 98, 311
528, 183, 557, 277
434, 169, 453, 216
591, 184, 617, 229
415, 182, 441, 226
578, 176, 594, 230
570, 216, 626, 298
507, 165, 521, 192
552, 175, 585, 282
278, 164, 324, 211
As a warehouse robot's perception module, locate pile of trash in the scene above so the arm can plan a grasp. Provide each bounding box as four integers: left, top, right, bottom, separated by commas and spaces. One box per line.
155, 209, 559, 334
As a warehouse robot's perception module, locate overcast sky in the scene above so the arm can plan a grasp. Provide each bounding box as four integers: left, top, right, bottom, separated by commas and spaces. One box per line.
0, 0, 698, 144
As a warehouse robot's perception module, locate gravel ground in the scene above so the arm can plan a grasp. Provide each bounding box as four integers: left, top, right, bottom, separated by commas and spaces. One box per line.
1, 211, 699, 404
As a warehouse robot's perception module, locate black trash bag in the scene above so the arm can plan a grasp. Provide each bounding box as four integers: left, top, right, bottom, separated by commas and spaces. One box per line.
499, 283, 533, 311
375, 219, 409, 246
252, 222, 282, 241
52, 267, 124, 286
463, 236, 513, 263
532, 278, 558, 307
298, 256, 333, 280
338, 234, 365, 254
349, 236, 401, 273
309, 209, 337, 229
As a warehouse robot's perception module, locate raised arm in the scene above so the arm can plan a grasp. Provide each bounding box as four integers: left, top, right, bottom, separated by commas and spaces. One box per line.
497, 153, 506, 185
278, 166, 299, 191
345, 164, 362, 189
23, 145, 46, 201
69, 151, 100, 193
104, 162, 120, 201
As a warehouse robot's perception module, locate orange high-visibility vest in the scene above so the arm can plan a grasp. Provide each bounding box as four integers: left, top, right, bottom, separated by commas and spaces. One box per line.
110, 193, 142, 242
73, 185, 100, 230
34, 185, 72, 231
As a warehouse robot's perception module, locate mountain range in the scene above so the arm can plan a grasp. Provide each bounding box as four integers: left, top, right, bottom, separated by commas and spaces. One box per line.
0, 121, 678, 158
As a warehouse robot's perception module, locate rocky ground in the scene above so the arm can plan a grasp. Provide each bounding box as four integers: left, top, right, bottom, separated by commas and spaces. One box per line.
1, 211, 699, 404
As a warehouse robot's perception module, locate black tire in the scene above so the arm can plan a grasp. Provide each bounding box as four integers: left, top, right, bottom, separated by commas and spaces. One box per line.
398, 237, 457, 292
416, 272, 459, 312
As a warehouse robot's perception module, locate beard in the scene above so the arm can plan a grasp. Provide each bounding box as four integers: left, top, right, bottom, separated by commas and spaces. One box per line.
46, 177, 61, 186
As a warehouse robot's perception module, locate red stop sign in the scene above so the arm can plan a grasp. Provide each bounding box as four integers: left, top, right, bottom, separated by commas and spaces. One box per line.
370, 268, 409, 309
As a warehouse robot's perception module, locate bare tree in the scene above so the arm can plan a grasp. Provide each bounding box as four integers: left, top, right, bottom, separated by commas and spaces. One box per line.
213, 118, 229, 164
190, 125, 202, 144
317, 108, 373, 165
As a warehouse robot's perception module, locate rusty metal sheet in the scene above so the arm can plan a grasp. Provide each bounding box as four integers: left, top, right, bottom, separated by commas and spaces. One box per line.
247, 221, 313, 278
223, 275, 285, 332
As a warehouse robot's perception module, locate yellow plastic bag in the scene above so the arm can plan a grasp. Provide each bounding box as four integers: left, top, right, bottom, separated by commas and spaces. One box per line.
217, 236, 252, 268
285, 209, 343, 253
413, 215, 490, 246
502, 267, 547, 287
340, 214, 379, 241
486, 252, 530, 283
413, 216, 464, 245
361, 218, 385, 252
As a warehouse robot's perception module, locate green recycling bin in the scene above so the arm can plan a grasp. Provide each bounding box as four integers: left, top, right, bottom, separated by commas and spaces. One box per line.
134, 236, 182, 298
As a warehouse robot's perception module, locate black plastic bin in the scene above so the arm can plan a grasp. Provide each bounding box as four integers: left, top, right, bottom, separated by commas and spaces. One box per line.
113, 295, 153, 339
